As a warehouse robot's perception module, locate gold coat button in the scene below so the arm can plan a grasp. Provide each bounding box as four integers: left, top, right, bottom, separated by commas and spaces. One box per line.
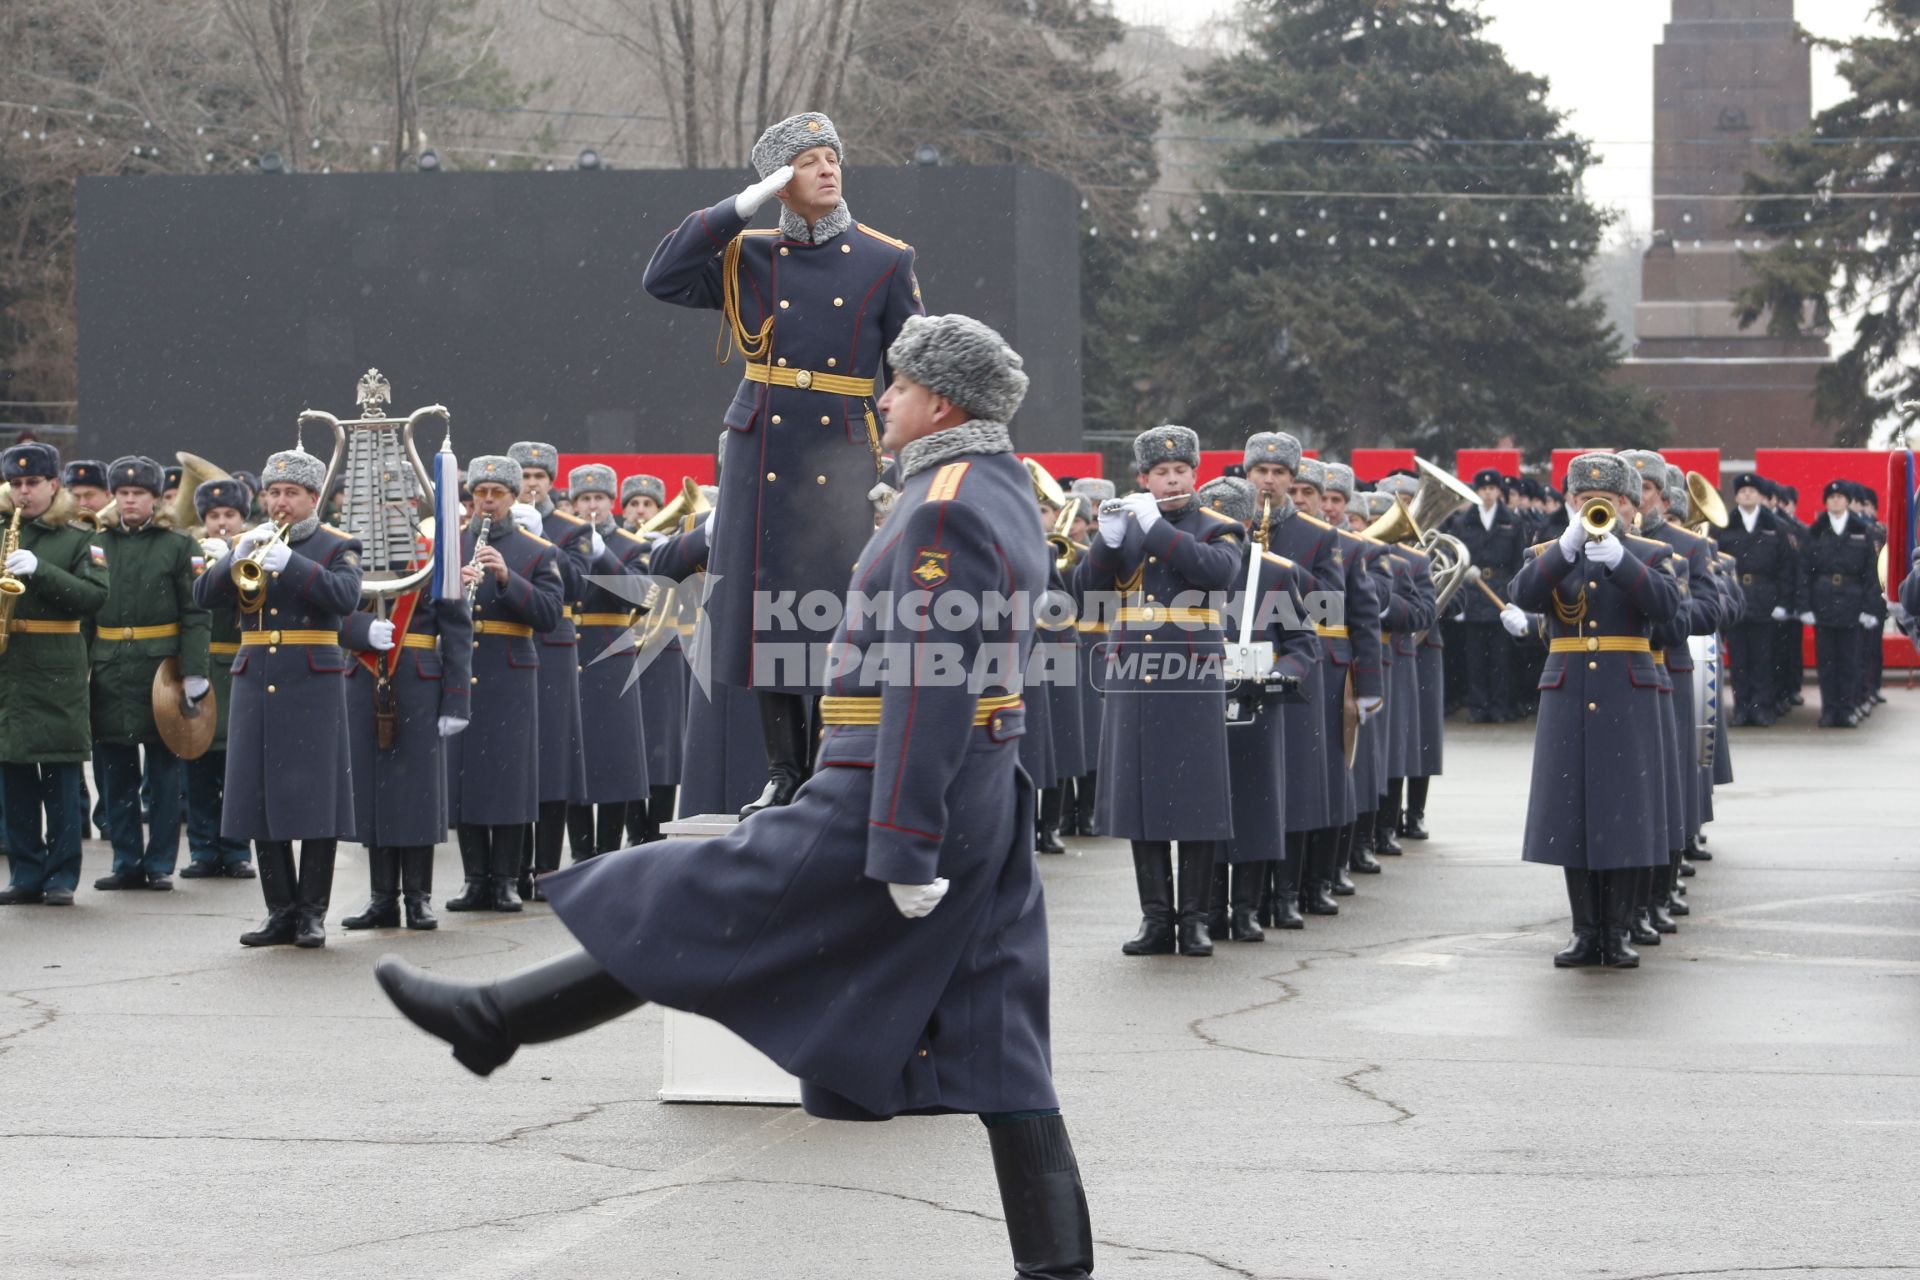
1587, 581, 1597, 589
766, 472, 777, 482
841, 244, 852, 253
1588, 661, 1598, 670
779, 299, 790, 309
817, 415, 830, 426
1143, 674, 1155, 683
269, 607, 279, 616
470, 676, 479, 685
1585, 637, 1599, 652
1587, 702, 1597, 711
771, 415, 782, 425
1588, 619, 1599, 630
776, 357, 788, 367
826, 358, 837, 368
779, 247, 789, 256
833, 297, 844, 307
816, 475, 827, 485
1148, 556, 1157, 564
794, 369, 813, 389
269, 630, 283, 645
266, 684, 277, 693
472, 641, 479, 649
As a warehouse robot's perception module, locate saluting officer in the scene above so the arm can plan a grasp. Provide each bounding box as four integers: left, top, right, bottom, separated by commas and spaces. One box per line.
506, 442, 590, 897
1075, 426, 1244, 958
445, 456, 564, 911
642, 110, 925, 815
377, 316, 1094, 1280
0, 444, 109, 906
1716, 472, 1795, 726
562, 464, 652, 860
337, 520, 474, 932
620, 473, 685, 843
1511, 454, 1681, 969
179, 479, 256, 878
193, 448, 362, 948
89, 455, 210, 893
1446, 468, 1526, 722
1800, 479, 1881, 727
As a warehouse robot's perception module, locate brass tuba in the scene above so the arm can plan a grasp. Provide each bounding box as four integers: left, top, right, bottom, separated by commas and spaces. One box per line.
170, 451, 233, 534
1022, 457, 1085, 572
640, 476, 711, 537
1686, 470, 1729, 539
1359, 457, 1479, 620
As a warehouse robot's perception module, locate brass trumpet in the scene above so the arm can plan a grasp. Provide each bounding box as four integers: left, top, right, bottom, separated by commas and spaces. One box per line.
1579, 497, 1617, 540
640, 476, 710, 537
232, 520, 291, 611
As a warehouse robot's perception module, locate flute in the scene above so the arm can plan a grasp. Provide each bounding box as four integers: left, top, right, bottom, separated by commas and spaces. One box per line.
1099, 492, 1196, 516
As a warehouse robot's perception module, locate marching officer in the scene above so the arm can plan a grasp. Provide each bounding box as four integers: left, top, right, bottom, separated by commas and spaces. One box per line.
1800, 479, 1881, 727
1716, 471, 1795, 725
1770, 480, 1808, 717
1066, 476, 1114, 838
444, 456, 564, 911
623, 475, 687, 844
193, 448, 362, 948
642, 110, 925, 815
1445, 467, 1525, 722
507, 442, 590, 897
1511, 453, 1680, 969
89, 455, 210, 893
337, 521, 474, 932
1375, 471, 1444, 844
1074, 426, 1243, 957
0, 443, 109, 906
180, 479, 255, 877
562, 463, 651, 860
1312, 463, 1384, 910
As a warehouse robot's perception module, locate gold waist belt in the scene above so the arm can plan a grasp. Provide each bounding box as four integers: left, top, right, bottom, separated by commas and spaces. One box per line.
399, 634, 437, 651
1652, 650, 1666, 665
819, 692, 1022, 727
7, 619, 82, 635
1316, 624, 1349, 638
575, 612, 638, 628
1547, 637, 1652, 654
241, 629, 340, 647
474, 621, 533, 639
1075, 620, 1108, 635
744, 362, 876, 398
95, 623, 181, 642
1115, 607, 1220, 626
208, 641, 241, 657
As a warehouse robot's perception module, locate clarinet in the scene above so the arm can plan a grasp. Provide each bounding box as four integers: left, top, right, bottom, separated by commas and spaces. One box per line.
464, 515, 493, 609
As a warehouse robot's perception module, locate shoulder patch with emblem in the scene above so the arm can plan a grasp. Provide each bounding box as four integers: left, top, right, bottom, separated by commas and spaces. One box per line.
857, 224, 912, 252
910, 547, 951, 588
90, 544, 107, 567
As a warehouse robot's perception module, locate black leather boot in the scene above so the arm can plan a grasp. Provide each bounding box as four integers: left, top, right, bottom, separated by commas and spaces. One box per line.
240, 841, 299, 946
1666, 854, 1690, 917
445, 824, 490, 911
1687, 834, 1711, 863
1648, 863, 1678, 934
1207, 865, 1231, 938
1349, 812, 1383, 874
1072, 771, 1098, 837
489, 825, 525, 912
1630, 866, 1661, 946
985, 1113, 1095, 1280
1120, 842, 1175, 956
375, 948, 643, 1077
1402, 776, 1430, 839
1374, 786, 1404, 855
1330, 824, 1357, 895
1303, 829, 1340, 915
1554, 869, 1603, 967
1601, 872, 1640, 969
1174, 842, 1214, 956
529, 801, 567, 901
1229, 861, 1266, 942
401, 846, 438, 930
740, 691, 809, 817
594, 803, 629, 858
342, 848, 401, 929
293, 840, 336, 949
1035, 787, 1065, 855
566, 803, 598, 863
647, 784, 677, 841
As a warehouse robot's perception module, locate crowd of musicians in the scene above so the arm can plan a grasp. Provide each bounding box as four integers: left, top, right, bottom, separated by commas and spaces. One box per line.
0, 432, 1910, 966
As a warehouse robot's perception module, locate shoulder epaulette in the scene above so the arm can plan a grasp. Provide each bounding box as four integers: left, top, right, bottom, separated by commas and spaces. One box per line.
523, 530, 553, 548
553, 510, 587, 525
1335, 527, 1366, 544
1625, 533, 1664, 549
1296, 512, 1332, 530
612, 528, 647, 546
1261, 550, 1297, 570
741, 228, 778, 238
926, 461, 970, 502
321, 524, 352, 539
856, 223, 912, 252
1530, 540, 1555, 555
1195, 506, 1240, 527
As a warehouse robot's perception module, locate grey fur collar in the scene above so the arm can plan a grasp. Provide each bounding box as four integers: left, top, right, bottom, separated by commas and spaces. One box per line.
1267, 494, 1299, 523
780, 201, 853, 244
1640, 511, 1666, 533
899, 420, 1015, 482
286, 513, 322, 544
534, 495, 554, 517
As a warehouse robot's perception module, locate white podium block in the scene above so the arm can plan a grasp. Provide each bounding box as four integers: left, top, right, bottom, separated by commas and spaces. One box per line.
655, 814, 801, 1107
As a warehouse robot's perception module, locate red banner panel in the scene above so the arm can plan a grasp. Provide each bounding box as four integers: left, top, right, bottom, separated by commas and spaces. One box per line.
558, 453, 716, 489
1351, 448, 1416, 482
1021, 452, 1103, 481
1456, 448, 1521, 482
1663, 448, 1721, 485
1753, 448, 1890, 514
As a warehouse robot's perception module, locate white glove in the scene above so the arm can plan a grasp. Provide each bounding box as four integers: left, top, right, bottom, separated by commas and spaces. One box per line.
510, 503, 543, 537
1356, 695, 1383, 724
201, 537, 230, 561
642, 530, 668, 547
734, 164, 795, 220
1123, 491, 1161, 533
1557, 520, 1584, 560
437, 716, 469, 737
1499, 603, 1531, 637
1585, 532, 1624, 570
590, 529, 607, 559
259, 540, 291, 573
5, 548, 37, 577
1769, 606, 1789, 622
1859, 612, 1879, 629
887, 878, 950, 920
183, 676, 210, 702
234, 524, 273, 554
1097, 506, 1126, 548
367, 618, 397, 651
1799, 612, 1815, 626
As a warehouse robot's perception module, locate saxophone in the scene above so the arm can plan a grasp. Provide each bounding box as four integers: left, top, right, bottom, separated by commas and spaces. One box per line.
463, 515, 493, 609
0, 506, 25, 656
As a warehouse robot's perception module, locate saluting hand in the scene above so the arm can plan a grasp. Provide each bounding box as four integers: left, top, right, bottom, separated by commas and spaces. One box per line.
734, 164, 795, 219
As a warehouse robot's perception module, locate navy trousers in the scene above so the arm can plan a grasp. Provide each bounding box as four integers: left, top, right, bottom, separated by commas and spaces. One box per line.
97, 742, 183, 878
3, 762, 85, 893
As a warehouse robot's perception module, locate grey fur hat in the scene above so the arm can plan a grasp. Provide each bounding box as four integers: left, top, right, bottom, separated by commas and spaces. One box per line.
568, 464, 617, 499
1565, 452, 1633, 499
1070, 477, 1116, 503
467, 455, 523, 495
508, 441, 560, 478
698, 484, 719, 505
1662, 464, 1690, 518
1358, 491, 1395, 520
1295, 458, 1327, 492
622, 474, 665, 505
1375, 472, 1419, 500
887, 313, 1029, 423
751, 112, 842, 179
1243, 431, 1302, 473
1617, 449, 1667, 490
1323, 462, 1356, 499
261, 448, 325, 494
108, 455, 166, 496
1199, 476, 1256, 526
1133, 425, 1200, 473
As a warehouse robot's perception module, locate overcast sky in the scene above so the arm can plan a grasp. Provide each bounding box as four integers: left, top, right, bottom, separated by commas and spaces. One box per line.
1112, 0, 1883, 242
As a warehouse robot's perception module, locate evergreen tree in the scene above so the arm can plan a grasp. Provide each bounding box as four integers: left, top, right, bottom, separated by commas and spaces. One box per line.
1094, 0, 1661, 457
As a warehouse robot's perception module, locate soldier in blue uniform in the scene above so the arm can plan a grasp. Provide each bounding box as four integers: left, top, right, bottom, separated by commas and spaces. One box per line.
1313, 464, 1385, 910
1445, 468, 1526, 722
1716, 472, 1795, 726
1510, 453, 1681, 969
1771, 481, 1808, 717
443, 456, 565, 912
642, 111, 925, 816
1375, 471, 1443, 845
194, 448, 362, 948
1074, 426, 1243, 957
179, 479, 256, 878
376, 315, 1093, 1280
620, 473, 685, 844
1800, 479, 1881, 728
506, 442, 590, 897
1066, 477, 1114, 839
561, 464, 651, 859
337, 522, 473, 931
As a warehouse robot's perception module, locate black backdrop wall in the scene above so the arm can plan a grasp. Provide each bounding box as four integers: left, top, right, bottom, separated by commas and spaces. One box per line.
75, 165, 1081, 465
